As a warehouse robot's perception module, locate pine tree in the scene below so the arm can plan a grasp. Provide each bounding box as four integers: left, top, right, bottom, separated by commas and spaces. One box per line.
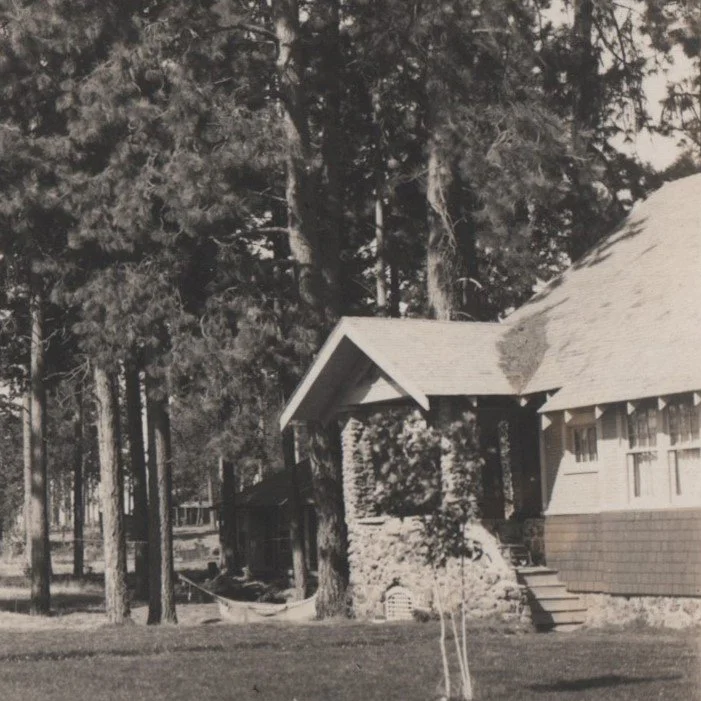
94, 365, 129, 623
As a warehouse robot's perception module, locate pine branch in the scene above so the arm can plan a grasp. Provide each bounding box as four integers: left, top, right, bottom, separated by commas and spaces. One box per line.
201, 22, 279, 56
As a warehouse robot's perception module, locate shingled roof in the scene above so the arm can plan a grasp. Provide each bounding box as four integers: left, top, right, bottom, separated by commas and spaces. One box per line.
282, 174, 701, 425
280, 316, 514, 428
505, 173, 701, 411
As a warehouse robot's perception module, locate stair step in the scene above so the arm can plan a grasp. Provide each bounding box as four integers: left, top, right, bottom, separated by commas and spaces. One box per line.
526, 583, 571, 598
531, 609, 587, 626
517, 569, 561, 587
528, 597, 584, 614
551, 623, 584, 633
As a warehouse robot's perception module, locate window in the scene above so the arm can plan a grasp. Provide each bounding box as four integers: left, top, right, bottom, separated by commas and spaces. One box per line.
666, 397, 701, 501
626, 402, 658, 502
572, 425, 598, 463
668, 399, 699, 446
628, 405, 657, 449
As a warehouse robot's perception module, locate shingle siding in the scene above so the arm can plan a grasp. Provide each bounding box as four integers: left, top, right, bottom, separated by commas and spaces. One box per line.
546, 511, 701, 596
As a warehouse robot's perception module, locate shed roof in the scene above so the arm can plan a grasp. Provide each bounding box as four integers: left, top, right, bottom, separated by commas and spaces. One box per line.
280, 316, 514, 428
238, 461, 313, 508
505, 173, 701, 411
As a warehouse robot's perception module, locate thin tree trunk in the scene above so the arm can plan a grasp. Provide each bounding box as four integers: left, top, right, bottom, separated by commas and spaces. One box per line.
146, 390, 161, 624
308, 420, 348, 618
283, 427, 309, 599
207, 472, 214, 525
23, 392, 32, 573
218, 456, 238, 574
94, 365, 129, 624
372, 87, 388, 315
29, 275, 50, 615
389, 254, 400, 318
147, 383, 177, 624
125, 358, 149, 600
72, 384, 84, 578
375, 192, 388, 313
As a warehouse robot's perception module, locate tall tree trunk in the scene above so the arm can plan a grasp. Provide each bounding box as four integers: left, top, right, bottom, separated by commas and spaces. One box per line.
23, 392, 32, 573
94, 365, 130, 624
318, 0, 342, 318
125, 358, 149, 600
570, 0, 596, 147
282, 427, 309, 599
218, 456, 238, 574
72, 384, 84, 578
273, 0, 320, 310
274, 0, 348, 618
426, 142, 454, 321
29, 275, 50, 615
146, 392, 161, 624
147, 382, 177, 624
308, 420, 348, 618
426, 140, 480, 321
568, 0, 597, 261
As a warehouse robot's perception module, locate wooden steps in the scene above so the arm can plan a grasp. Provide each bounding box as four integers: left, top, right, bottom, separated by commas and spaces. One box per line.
517, 567, 586, 632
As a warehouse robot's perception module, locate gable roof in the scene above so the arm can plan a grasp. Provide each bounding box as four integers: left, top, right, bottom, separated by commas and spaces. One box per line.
504, 173, 701, 411
282, 174, 701, 424
280, 316, 514, 429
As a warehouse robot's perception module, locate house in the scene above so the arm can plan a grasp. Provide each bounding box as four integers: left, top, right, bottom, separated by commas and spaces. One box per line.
280, 173, 701, 625
236, 460, 317, 579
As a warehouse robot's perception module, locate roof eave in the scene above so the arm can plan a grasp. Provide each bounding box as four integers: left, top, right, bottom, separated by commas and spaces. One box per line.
280, 318, 431, 431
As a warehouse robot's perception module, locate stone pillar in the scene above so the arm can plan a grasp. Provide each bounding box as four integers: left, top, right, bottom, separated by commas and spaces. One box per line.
499, 418, 515, 519
339, 413, 364, 612
436, 397, 457, 503
340, 413, 362, 527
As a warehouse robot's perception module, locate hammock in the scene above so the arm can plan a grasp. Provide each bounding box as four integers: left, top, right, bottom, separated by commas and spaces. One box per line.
178, 573, 317, 623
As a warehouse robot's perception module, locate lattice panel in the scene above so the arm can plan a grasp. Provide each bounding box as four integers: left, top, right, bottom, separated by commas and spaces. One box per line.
384, 586, 414, 621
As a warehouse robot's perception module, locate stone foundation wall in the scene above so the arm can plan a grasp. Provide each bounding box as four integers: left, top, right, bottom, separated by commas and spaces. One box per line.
582, 593, 701, 629
347, 516, 524, 620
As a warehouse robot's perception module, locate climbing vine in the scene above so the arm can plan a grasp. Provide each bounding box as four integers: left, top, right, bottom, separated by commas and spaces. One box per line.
359, 408, 442, 517
353, 407, 483, 540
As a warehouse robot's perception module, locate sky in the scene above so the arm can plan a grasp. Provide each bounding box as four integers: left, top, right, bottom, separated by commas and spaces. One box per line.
545, 2, 693, 171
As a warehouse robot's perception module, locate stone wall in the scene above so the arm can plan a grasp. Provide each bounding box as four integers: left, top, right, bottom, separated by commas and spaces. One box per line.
583, 593, 701, 628
340, 411, 524, 621
347, 516, 524, 620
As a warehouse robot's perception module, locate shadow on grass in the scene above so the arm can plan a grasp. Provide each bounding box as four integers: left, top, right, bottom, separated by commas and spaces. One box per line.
528, 673, 682, 693
0, 644, 227, 663
0, 592, 106, 615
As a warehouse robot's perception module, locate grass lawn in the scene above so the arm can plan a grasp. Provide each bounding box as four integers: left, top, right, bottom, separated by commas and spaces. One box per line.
0, 616, 698, 700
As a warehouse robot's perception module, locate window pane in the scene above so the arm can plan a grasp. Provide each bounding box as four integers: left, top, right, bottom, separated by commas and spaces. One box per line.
628, 405, 657, 449
573, 429, 582, 462
675, 448, 701, 498
669, 399, 699, 446
631, 451, 656, 498
572, 425, 597, 463
587, 426, 598, 461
